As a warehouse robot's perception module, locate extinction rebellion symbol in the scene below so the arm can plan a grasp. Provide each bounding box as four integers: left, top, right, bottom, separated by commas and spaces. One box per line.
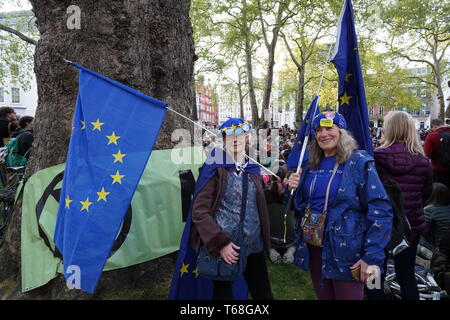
35, 171, 132, 259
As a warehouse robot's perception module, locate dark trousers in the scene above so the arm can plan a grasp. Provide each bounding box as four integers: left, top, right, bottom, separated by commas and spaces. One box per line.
366, 236, 420, 300
213, 251, 273, 300
433, 170, 450, 190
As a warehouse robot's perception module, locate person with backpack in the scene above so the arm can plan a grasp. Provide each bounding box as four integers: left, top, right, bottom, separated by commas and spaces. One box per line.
373, 111, 433, 300
424, 118, 450, 190
11, 116, 34, 159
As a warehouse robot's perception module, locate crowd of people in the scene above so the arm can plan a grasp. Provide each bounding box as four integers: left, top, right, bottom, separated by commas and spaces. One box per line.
0, 106, 34, 158
189, 111, 450, 300
2, 103, 449, 300
0, 106, 34, 185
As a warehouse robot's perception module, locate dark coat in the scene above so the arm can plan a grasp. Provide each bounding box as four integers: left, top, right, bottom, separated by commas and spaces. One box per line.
11, 129, 33, 158
0, 118, 17, 147
189, 167, 274, 257
374, 143, 433, 234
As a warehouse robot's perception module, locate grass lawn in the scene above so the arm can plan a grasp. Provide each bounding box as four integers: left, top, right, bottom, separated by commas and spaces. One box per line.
267, 258, 316, 300
100, 256, 315, 300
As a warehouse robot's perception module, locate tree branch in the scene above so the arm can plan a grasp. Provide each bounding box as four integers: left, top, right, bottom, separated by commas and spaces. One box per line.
257, 0, 270, 50
407, 76, 439, 89
438, 42, 450, 63
0, 23, 37, 46
280, 32, 300, 68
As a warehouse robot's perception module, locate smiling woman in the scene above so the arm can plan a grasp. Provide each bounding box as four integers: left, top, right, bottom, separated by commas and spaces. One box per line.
287, 111, 393, 300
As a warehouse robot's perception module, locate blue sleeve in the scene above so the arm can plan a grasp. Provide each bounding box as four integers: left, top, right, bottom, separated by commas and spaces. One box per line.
358, 159, 393, 269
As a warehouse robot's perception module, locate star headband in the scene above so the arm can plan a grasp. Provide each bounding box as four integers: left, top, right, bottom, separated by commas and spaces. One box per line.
218, 118, 252, 136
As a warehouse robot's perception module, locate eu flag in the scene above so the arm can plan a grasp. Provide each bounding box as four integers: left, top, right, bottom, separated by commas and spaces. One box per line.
286, 96, 321, 170
54, 62, 167, 294
331, 0, 373, 155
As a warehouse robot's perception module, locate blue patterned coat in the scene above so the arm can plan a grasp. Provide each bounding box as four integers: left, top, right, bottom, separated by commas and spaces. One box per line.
293, 150, 393, 281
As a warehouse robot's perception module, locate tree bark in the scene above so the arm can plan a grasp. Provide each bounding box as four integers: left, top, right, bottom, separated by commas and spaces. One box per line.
241, 0, 259, 128
0, 0, 194, 299
295, 64, 306, 127
237, 71, 245, 119
260, 35, 278, 125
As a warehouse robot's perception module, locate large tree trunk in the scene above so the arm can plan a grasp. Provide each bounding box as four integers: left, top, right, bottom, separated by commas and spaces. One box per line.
0, 0, 194, 299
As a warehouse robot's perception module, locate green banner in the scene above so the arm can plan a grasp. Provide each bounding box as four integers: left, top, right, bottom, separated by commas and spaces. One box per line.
21, 147, 204, 293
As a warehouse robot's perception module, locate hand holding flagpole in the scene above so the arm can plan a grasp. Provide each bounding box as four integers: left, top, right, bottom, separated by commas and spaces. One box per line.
282, 42, 334, 243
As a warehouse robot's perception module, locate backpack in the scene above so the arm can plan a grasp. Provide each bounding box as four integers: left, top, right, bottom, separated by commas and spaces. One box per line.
3, 133, 28, 167
440, 130, 450, 168
382, 179, 414, 256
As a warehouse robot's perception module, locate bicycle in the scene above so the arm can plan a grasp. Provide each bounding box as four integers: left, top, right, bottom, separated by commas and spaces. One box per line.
0, 165, 26, 248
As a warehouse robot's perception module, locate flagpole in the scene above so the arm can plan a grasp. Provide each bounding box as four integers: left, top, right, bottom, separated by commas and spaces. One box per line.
294, 42, 334, 177
282, 42, 335, 243
166, 107, 281, 179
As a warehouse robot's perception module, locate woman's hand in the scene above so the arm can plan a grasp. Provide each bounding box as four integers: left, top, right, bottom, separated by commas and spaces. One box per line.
350, 259, 375, 283
275, 176, 288, 195
287, 171, 301, 191
220, 242, 240, 264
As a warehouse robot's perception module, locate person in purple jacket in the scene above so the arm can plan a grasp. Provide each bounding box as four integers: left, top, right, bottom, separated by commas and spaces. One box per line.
374, 111, 433, 300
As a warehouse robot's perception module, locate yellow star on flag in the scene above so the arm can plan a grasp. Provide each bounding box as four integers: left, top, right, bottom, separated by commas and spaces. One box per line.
91, 119, 105, 131
192, 267, 199, 278
230, 124, 237, 130
345, 73, 352, 83
180, 263, 190, 277
110, 170, 125, 184
340, 91, 352, 105
97, 187, 110, 202
65, 195, 73, 209
81, 121, 86, 130
112, 150, 126, 163
80, 197, 93, 212
106, 132, 121, 145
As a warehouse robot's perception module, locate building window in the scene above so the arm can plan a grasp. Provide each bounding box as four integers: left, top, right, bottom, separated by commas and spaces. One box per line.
0, 87, 4, 102
11, 88, 20, 103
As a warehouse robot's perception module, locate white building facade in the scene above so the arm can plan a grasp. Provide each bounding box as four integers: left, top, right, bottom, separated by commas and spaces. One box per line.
0, 10, 38, 116
0, 79, 37, 116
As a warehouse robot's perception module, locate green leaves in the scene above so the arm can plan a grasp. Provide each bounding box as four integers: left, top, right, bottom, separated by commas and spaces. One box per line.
0, 7, 37, 88
190, 0, 449, 121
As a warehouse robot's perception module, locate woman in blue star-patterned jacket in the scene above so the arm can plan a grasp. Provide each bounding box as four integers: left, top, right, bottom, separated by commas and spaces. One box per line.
287, 111, 393, 300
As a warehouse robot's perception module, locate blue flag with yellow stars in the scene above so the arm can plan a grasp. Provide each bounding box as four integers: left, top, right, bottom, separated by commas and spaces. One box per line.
54, 62, 167, 294
286, 96, 320, 170
331, 0, 373, 155
168, 147, 257, 300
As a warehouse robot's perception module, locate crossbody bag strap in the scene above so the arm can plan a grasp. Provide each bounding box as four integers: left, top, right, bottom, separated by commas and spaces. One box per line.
323, 162, 339, 214
238, 173, 249, 244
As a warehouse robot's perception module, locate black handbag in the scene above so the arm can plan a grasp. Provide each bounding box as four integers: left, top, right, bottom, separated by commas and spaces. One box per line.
197, 173, 249, 281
